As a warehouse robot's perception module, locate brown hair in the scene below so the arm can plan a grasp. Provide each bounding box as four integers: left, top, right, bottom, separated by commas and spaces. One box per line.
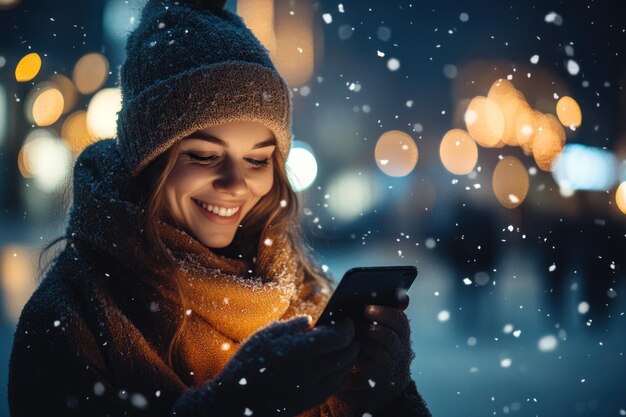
137, 140, 331, 369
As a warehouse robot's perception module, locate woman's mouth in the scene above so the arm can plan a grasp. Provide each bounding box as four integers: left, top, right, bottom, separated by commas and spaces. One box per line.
192, 198, 243, 224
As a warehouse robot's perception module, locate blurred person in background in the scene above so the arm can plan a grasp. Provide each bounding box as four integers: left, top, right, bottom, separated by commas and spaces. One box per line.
7, 0, 431, 416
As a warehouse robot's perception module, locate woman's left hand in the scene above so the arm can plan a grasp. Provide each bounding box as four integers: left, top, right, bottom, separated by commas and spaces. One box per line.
337, 295, 414, 414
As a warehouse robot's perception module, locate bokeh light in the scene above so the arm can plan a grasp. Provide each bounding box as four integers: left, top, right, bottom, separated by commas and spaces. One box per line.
17, 129, 55, 179
15, 52, 42, 82
50, 74, 79, 115
87, 88, 122, 139
61, 111, 97, 155
17, 147, 32, 179
488, 79, 530, 147
326, 172, 378, 221
0, 246, 37, 324
514, 106, 537, 153
73, 53, 110, 95
19, 131, 73, 193
286, 141, 318, 192
556, 96, 582, 129
270, 0, 315, 87
238, 0, 277, 57
374, 130, 418, 177
0, 0, 22, 9
464, 96, 505, 147
439, 128, 478, 175
492, 156, 529, 209
552, 144, 617, 191
616, 182, 626, 214
30, 87, 64, 127
533, 113, 566, 171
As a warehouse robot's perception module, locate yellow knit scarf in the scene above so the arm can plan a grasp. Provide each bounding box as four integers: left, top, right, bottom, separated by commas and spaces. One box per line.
148, 221, 329, 386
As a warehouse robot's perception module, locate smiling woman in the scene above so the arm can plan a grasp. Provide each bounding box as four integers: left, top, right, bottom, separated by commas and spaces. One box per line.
7, 0, 431, 416
160, 121, 276, 249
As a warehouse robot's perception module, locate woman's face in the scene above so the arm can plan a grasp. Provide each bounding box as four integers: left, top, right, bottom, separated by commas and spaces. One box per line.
161, 120, 276, 248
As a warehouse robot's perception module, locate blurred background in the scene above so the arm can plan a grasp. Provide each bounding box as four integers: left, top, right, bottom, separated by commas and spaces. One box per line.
1, 0, 626, 416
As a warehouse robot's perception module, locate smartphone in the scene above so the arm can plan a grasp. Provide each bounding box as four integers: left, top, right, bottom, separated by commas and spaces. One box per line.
315, 266, 417, 327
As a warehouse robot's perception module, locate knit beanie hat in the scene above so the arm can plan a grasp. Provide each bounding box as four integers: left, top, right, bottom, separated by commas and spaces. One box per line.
116, 0, 292, 177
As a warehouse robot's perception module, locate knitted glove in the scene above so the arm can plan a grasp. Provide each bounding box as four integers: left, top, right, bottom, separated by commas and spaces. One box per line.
336, 295, 414, 415
171, 316, 359, 417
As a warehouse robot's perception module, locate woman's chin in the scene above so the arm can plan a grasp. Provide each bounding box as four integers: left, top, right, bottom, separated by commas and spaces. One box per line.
198, 234, 236, 250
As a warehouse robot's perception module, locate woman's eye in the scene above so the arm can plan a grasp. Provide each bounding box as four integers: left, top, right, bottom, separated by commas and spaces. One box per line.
246, 158, 270, 167
185, 153, 219, 163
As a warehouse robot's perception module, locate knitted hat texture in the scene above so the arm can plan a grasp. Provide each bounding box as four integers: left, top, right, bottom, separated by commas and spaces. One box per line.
116, 0, 292, 176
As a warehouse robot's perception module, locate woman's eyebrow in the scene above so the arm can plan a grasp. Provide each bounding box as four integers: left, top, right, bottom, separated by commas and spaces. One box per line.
185, 132, 276, 149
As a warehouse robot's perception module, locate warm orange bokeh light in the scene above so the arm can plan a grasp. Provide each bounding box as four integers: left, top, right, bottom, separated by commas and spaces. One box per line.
514, 106, 537, 153
465, 96, 505, 147
533, 113, 566, 171
556, 96, 582, 129
73, 53, 109, 95
487, 78, 518, 99
375, 130, 418, 177
15, 52, 42, 82
0, 0, 22, 10
61, 111, 96, 154
0, 246, 38, 323
50, 74, 79, 115
439, 128, 478, 175
32, 88, 64, 126
616, 182, 626, 214
17, 146, 32, 178
238, 0, 277, 55
488, 79, 530, 147
272, 0, 315, 87
492, 156, 529, 209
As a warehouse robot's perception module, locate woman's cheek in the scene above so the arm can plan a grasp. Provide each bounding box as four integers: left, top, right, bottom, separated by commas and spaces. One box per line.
248, 170, 274, 197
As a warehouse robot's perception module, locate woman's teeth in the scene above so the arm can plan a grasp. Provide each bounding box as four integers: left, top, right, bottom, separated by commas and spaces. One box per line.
195, 200, 240, 217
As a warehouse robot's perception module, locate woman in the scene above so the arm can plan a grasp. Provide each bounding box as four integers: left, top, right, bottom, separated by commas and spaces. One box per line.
8, 0, 431, 416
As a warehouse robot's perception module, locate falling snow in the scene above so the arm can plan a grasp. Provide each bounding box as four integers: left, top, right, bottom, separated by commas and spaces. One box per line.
577, 301, 590, 314
544, 11, 563, 26
387, 58, 400, 71
538, 335, 558, 352
566, 60, 580, 76
438, 310, 450, 322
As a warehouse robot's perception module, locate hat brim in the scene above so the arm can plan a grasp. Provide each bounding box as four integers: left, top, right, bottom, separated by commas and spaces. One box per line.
117, 61, 292, 177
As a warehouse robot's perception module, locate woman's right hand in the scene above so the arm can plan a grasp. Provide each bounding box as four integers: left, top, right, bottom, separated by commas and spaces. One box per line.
171, 316, 359, 417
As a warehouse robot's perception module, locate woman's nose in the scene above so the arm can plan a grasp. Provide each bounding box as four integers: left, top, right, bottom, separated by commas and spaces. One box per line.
212, 159, 248, 196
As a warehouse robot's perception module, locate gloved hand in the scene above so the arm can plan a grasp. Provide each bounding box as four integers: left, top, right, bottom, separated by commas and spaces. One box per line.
171, 316, 359, 417
337, 294, 414, 415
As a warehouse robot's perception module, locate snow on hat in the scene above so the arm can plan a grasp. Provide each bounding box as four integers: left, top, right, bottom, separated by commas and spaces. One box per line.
116, 0, 292, 176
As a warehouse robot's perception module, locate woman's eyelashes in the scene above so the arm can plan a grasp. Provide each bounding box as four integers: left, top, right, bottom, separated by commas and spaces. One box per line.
184, 152, 270, 167
246, 157, 270, 167
185, 153, 217, 163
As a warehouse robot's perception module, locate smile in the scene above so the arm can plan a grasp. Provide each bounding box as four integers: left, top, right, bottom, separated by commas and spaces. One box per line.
192, 198, 241, 217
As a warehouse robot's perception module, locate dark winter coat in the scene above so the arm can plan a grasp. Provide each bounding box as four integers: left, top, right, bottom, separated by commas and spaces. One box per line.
8, 140, 431, 416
